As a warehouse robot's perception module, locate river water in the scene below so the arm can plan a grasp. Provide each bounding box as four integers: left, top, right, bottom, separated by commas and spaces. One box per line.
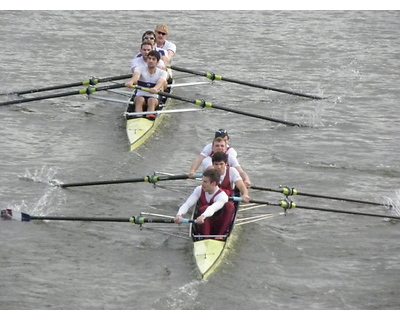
1, 10, 400, 310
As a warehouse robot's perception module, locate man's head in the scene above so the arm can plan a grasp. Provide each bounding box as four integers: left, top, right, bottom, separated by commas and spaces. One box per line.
202, 168, 220, 193
212, 137, 227, 154
212, 152, 228, 175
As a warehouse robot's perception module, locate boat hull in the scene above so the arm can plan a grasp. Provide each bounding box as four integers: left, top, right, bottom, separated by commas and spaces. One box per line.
126, 72, 173, 151
191, 201, 239, 279
127, 116, 165, 151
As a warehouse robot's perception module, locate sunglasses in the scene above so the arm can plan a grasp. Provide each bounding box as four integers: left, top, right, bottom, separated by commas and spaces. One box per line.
143, 36, 155, 40
157, 31, 167, 36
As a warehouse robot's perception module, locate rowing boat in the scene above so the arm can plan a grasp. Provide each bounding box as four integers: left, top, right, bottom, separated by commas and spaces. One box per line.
190, 199, 240, 280
126, 71, 174, 151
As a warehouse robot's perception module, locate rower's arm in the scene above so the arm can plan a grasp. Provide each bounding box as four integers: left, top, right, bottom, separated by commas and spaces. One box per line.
235, 179, 250, 203
125, 71, 141, 88
235, 166, 251, 188
189, 154, 206, 178
154, 78, 167, 91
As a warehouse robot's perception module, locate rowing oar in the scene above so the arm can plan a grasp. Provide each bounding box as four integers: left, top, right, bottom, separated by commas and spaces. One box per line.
250, 186, 386, 207
168, 65, 324, 100
59, 173, 202, 188
0, 83, 127, 107
231, 197, 400, 221
1, 209, 195, 224
2, 74, 132, 96
134, 86, 305, 127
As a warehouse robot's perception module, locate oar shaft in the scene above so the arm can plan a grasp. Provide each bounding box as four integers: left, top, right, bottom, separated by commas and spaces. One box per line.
30, 216, 132, 222
168, 65, 324, 100
136, 86, 304, 127
2, 210, 196, 224
250, 186, 384, 206
231, 198, 400, 220
60, 177, 147, 188
294, 204, 400, 220
0, 83, 126, 106
29, 215, 195, 224
60, 174, 201, 188
6, 74, 132, 96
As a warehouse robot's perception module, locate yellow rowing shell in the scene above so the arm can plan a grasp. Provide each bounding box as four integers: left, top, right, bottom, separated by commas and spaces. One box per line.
127, 116, 167, 151
193, 237, 234, 280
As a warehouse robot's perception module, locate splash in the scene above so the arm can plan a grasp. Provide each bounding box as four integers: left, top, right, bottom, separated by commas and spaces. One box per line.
19, 165, 58, 185
383, 190, 400, 216
30, 186, 66, 217
10, 166, 66, 217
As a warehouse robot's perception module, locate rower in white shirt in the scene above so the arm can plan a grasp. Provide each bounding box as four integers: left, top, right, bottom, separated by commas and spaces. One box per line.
189, 129, 237, 178
200, 137, 252, 188
135, 30, 169, 65
130, 41, 166, 73
154, 24, 176, 65
125, 50, 168, 120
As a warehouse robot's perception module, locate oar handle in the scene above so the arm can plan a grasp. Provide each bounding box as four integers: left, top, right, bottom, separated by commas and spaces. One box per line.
130, 216, 196, 225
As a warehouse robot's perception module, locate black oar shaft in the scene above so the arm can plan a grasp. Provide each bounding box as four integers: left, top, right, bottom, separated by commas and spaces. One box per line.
25, 215, 194, 224
136, 87, 304, 127
30, 216, 131, 222
250, 186, 384, 206
6, 74, 132, 96
60, 174, 192, 188
231, 197, 400, 220
0, 83, 126, 106
294, 204, 400, 220
169, 65, 323, 100
60, 177, 147, 188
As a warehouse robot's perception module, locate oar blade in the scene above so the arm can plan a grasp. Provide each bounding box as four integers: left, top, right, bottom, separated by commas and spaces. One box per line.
1, 209, 31, 221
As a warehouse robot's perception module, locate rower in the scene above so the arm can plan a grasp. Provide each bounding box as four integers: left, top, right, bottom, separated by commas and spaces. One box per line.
189, 129, 237, 178
154, 24, 176, 65
174, 168, 235, 238
135, 30, 169, 65
197, 137, 252, 188
130, 41, 166, 73
212, 151, 250, 203
125, 50, 168, 120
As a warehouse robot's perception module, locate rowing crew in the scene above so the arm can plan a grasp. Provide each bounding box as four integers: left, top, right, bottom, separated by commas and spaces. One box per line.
125, 24, 176, 120
175, 129, 251, 237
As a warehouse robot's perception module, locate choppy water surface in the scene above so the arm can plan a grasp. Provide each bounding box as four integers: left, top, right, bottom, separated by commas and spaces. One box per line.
1, 10, 400, 310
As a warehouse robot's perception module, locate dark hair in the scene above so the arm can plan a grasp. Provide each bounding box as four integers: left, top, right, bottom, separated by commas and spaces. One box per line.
148, 50, 161, 61
142, 30, 156, 40
141, 41, 153, 48
203, 168, 220, 185
212, 151, 228, 164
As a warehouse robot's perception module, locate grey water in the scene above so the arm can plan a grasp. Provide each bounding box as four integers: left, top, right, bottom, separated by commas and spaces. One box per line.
1, 10, 400, 310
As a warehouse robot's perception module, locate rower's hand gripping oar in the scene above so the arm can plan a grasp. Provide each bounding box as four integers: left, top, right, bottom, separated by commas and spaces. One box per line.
1, 209, 196, 225
168, 65, 324, 100
134, 86, 306, 127
59, 173, 202, 188
2, 74, 132, 96
0, 83, 127, 107
231, 197, 400, 221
